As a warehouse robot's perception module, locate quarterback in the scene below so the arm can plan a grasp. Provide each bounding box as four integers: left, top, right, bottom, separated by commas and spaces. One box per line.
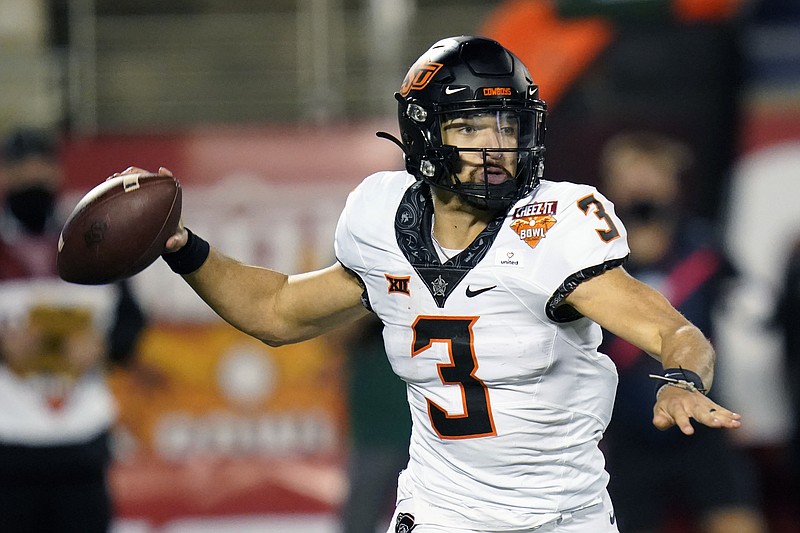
119, 36, 741, 532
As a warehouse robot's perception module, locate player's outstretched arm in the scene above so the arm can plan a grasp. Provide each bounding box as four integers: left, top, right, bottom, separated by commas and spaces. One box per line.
118, 167, 369, 346
182, 248, 368, 346
565, 266, 742, 435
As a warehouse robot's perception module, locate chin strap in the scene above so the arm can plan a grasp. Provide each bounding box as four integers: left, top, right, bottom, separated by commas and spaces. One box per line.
375, 131, 407, 154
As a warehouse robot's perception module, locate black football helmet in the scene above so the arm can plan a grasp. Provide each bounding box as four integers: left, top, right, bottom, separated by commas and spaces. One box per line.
379, 35, 547, 211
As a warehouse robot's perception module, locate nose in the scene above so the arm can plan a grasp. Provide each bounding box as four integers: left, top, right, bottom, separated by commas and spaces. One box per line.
484, 149, 504, 165
481, 127, 505, 148
485, 136, 510, 164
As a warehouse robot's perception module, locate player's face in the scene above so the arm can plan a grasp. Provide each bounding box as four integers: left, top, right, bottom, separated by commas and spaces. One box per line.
441, 110, 519, 187
4, 156, 61, 192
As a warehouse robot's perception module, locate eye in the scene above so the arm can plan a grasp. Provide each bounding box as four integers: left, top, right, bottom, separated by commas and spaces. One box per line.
443, 121, 476, 136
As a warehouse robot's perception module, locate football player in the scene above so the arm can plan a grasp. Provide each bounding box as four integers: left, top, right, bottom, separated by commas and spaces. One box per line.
120, 36, 741, 532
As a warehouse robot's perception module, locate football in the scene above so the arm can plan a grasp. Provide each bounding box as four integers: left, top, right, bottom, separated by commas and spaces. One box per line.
57, 172, 182, 285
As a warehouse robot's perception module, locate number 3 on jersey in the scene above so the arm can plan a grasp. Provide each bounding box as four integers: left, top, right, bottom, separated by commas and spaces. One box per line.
411, 316, 497, 439
577, 194, 620, 243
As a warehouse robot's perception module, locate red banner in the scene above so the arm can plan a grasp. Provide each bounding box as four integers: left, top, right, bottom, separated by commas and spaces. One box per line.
56, 122, 401, 527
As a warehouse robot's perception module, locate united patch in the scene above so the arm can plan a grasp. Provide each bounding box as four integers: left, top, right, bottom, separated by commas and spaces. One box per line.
510, 201, 557, 249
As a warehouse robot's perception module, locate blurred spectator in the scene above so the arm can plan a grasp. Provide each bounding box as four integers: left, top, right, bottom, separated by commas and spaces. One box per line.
337, 315, 410, 533
0, 127, 146, 533
598, 131, 767, 533
718, 141, 800, 532
773, 236, 800, 502
753, 0, 800, 22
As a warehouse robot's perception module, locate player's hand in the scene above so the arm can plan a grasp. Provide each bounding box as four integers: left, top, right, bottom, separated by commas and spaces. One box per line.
652, 386, 741, 435
110, 166, 188, 253
163, 220, 187, 253
108, 165, 171, 179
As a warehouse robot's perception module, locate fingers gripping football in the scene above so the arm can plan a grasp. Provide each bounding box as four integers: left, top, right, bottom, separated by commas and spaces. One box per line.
114, 167, 188, 253
58, 166, 182, 284
652, 386, 742, 435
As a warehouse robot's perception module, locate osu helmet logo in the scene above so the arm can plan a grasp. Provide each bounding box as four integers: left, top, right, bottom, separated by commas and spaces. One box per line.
400, 61, 443, 97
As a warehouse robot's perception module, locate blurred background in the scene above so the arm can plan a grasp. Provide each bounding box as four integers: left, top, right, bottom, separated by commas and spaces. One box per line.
0, 0, 799, 532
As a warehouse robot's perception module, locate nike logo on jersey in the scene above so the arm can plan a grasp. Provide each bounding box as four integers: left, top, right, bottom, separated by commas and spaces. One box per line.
466, 285, 496, 297
445, 86, 468, 95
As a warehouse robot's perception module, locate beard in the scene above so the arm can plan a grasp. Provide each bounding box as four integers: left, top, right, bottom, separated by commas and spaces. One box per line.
454, 165, 519, 212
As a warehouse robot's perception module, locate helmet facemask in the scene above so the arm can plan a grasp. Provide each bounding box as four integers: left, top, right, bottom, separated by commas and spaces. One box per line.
433, 107, 544, 211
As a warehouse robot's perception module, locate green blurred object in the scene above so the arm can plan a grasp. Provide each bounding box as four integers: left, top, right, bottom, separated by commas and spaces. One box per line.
347, 318, 410, 448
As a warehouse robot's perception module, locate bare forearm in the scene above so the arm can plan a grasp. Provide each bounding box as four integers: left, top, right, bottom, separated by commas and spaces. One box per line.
658, 323, 715, 390
180, 248, 368, 346
183, 247, 288, 343
569, 268, 716, 389
573, 271, 736, 433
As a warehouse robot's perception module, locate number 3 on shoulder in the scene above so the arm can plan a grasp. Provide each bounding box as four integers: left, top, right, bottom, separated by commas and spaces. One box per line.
577, 194, 621, 243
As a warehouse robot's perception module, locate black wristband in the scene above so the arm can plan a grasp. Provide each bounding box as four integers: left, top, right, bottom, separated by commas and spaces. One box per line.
651, 367, 707, 399
161, 228, 210, 275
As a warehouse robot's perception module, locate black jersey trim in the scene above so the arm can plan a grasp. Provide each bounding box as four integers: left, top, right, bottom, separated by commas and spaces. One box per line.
394, 181, 505, 308
339, 262, 373, 312
545, 256, 629, 323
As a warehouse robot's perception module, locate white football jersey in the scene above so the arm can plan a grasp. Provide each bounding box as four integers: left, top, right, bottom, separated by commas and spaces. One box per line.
0, 278, 117, 445
335, 171, 630, 530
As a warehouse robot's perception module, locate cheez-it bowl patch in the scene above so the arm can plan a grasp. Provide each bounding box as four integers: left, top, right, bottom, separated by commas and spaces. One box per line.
510, 201, 557, 249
